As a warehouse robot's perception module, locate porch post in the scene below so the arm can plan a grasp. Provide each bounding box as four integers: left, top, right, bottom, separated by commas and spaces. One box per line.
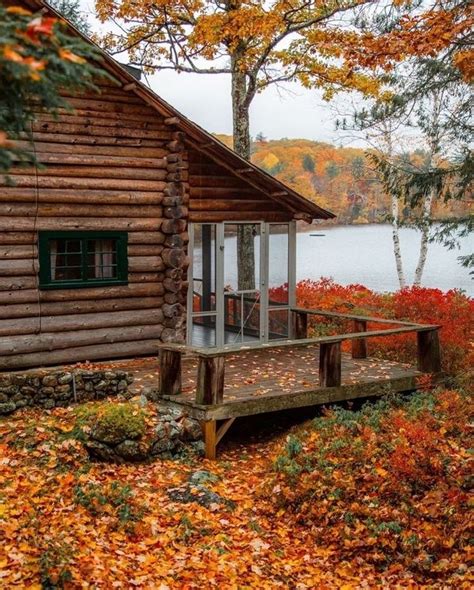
351, 319, 368, 359
159, 347, 182, 396
417, 328, 441, 373
196, 354, 225, 405
319, 341, 342, 387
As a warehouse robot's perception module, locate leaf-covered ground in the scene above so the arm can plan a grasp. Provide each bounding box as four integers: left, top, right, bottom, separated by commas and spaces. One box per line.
0, 387, 472, 588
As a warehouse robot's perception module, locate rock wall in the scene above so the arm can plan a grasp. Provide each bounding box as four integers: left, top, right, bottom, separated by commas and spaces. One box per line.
0, 369, 134, 415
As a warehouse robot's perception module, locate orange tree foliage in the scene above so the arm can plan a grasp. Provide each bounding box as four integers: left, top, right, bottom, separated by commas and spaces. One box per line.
347, 0, 474, 83
214, 135, 467, 224
269, 388, 473, 584
285, 278, 472, 376
0, 5, 101, 173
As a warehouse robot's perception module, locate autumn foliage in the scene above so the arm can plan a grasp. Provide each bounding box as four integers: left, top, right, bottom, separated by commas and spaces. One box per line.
291, 278, 473, 376
269, 388, 473, 584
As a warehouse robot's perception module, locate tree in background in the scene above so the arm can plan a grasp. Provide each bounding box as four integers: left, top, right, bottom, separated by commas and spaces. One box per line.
48, 0, 91, 35
353, 0, 473, 275
94, 0, 388, 288
0, 5, 102, 174
303, 154, 315, 174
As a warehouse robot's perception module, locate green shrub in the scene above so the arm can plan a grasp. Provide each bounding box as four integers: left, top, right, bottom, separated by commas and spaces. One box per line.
88, 402, 146, 444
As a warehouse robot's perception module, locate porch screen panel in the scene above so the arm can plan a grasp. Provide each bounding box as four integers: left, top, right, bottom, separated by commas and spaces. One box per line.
224, 223, 261, 344
268, 224, 290, 340
189, 223, 218, 347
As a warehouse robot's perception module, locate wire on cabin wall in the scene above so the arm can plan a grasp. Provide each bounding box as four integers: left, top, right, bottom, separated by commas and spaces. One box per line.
31, 121, 43, 335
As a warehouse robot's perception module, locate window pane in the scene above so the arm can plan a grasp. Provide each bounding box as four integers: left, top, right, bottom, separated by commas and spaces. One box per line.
268, 224, 289, 306
54, 267, 82, 281
87, 239, 118, 279
192, 224, 216, 312
50, 239, 82, 281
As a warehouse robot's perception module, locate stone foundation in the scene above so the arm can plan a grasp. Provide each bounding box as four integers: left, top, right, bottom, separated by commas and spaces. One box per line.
83, 403, 203, 462
0, 369, 134, 414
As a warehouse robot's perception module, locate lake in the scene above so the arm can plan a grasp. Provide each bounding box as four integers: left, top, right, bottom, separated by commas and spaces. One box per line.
296, 224, 473, 296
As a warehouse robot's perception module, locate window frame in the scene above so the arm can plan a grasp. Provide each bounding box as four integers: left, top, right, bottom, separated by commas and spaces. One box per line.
38, 230, 128, 289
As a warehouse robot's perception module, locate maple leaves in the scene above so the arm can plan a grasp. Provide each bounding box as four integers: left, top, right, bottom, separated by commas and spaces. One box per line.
269, 388, 473, 584
1, 386, 471, 586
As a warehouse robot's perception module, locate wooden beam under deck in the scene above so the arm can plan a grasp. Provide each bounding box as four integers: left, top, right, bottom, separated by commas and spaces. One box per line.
161, 372, 425, 422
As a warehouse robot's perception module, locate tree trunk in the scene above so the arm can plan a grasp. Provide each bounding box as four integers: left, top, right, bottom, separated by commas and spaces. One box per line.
414, 188, 434, 285
231, 52, 255, 291
391, 193, 406, 289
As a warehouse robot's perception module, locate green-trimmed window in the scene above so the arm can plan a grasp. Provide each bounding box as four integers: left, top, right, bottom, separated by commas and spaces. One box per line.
38, 231, 128, 289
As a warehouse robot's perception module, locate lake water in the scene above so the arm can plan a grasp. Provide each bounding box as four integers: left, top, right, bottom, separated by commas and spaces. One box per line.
296, 224, 473, 296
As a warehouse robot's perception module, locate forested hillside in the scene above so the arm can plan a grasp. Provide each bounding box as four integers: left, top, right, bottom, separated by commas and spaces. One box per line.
215, 135, 466, 224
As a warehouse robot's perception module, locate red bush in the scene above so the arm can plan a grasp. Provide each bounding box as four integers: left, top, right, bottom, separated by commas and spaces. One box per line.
293, 279, 473, 375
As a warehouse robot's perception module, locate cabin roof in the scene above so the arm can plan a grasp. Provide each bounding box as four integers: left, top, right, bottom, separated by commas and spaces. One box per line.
18, 0, 335, 221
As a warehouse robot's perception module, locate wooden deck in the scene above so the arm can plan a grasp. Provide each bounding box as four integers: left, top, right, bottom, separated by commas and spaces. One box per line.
160, 345, 422, 421
158, 307, 442, 458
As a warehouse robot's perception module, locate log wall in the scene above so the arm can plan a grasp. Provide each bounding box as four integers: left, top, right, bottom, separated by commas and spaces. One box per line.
187, 149, 295, 223
1, 74, 297, 370
0, 79, 188, 370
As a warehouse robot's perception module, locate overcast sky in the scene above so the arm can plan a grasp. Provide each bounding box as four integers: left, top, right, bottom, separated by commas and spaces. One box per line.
79, 1, 365, 146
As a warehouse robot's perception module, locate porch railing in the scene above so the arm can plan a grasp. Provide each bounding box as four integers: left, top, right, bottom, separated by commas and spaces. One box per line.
158, 307, 441, 406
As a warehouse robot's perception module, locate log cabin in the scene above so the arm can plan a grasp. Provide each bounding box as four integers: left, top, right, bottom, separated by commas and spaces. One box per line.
0, 0, 335, 370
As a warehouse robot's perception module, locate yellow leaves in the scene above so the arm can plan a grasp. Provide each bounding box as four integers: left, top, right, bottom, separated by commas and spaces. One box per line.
6, 6, 32, 15
58, 48, 86, 64
453, 50, 474, 83
3, 46, 23, 63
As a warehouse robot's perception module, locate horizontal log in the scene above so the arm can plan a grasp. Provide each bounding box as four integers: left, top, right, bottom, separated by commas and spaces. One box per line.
48, 107, 166, 124
58, 89, 145, 104
189, 211, 292, 222
190, 200, 272, 212
129, 256, 164, 272
0, 232, 36, 245
31, 152, 167, 169
61, 85, 143, 102
0, 276, 36, 291
0, 175, 167, 191
128, 232, 166, 245
36, 113, 167, 131
59, 97, 158, 115
32, 121, 172, 141
0, 283, 165, 305
0, 297, 164, 319
128, 272, 164, 283
9, 165, 168, 181
16, 140, 168, 159
0, 217, 163, 231
128, 245, 164, 256
0, 245, 36, 259
0, 308, 165, 338
30, 132, 167, 148
0, 324, 163, 356
0, 259, 36, 277
188, 174, 249, 188
0, 202, 163, 219
189, 187, 263, 199
0, 338, 162, 370
0, 187, 164, 205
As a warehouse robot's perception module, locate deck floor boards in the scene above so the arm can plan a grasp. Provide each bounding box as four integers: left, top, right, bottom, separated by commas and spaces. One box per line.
123, 345, 421, 419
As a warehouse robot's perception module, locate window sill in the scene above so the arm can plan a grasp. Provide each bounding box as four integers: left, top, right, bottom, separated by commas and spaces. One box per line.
38, 280, 129, 290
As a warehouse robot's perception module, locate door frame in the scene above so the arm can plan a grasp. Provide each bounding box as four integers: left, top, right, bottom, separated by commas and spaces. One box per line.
186, 220, 296, 347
